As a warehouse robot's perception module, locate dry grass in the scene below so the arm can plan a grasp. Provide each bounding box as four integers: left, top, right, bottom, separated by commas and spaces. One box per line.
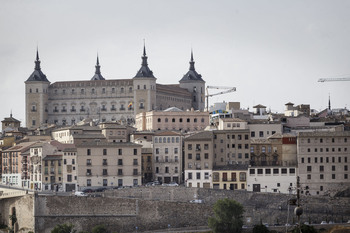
328, 225, 350, 233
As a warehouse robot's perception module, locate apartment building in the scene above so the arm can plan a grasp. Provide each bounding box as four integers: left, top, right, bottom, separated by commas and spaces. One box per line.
248, 123, 282, 140
153, 131, 182, 184
214, 118, 251, 166
135, 107, 209, 132
247, 166, 297, 194
212, 164, 247, 190
297, 131, 350, 196
184, 131, 214, 188
76, 141, 142, 189
42, 155, 63, 191
2, 142, 38, 187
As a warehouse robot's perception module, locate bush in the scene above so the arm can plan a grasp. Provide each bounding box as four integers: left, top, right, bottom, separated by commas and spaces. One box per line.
208, 198, 244, 233
91, 225, 109, 233
252, 224, 269, 233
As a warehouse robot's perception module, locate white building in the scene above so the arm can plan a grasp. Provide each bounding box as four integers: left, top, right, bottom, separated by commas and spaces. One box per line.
247, 166, 297, 194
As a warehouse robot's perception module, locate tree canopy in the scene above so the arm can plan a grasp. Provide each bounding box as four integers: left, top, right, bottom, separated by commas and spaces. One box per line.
51, 223, 76, 233
208, 198, 244, 233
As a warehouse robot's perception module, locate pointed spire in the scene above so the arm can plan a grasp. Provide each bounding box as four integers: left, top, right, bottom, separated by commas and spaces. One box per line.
328, 93, 331, 110
35, 47, 41, 71
10, 110, 12, 118
141, 40, 148, 67
91, 53, 105, 80
189, 49, 195, 71
95, 54, 101, 75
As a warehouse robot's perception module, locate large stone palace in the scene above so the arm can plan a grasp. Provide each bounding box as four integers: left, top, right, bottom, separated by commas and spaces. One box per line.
25, 46, 206, 128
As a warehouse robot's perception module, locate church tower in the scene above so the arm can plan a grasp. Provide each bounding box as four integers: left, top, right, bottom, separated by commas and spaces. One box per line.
133, 43, 157, 115
25, 49, 50, 128
179, 50, 205, 111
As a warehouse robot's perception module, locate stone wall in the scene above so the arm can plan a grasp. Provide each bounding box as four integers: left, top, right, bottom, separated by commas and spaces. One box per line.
1, 187, 349, 233
0, 195, 34, 233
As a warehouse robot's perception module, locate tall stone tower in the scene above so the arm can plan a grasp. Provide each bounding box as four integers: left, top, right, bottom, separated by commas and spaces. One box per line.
179, 50, 205, 111
133, 44, 157, 115
25, 49, 50, 128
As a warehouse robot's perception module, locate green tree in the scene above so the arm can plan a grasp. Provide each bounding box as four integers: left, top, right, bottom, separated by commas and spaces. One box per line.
91, 225, 109, 233
292, 224, 317, 233
253, 224, 269, 233
208, 198, 244, 233
51, 223, 76, 233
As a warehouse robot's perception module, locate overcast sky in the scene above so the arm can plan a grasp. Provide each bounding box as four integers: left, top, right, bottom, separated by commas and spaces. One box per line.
1, 0, 350, 126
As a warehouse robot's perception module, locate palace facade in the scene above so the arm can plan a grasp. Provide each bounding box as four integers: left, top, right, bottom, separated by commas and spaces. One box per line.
25, 46, 205, 128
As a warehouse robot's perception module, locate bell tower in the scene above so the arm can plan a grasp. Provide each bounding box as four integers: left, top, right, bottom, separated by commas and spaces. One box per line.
25, 49, 50, 128
133, 43, 157, 115
179, 50, 205, 111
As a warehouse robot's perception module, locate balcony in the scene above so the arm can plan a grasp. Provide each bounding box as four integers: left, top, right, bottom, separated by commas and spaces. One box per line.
102, 162, 108, 166
119, 107, 125, 111
86, 163, 92, 166
61, 109, 67, 112
111, 108, 116, 111
71, 109, 76, 112
80, 109, 85, 112
102, 172, 108, 176
86, 172, 91, 176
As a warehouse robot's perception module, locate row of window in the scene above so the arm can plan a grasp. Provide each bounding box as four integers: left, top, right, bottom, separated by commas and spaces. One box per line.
86, 178, 138, 187
157, 118, 205, 123
301, 156, 348, 163
251, 131, 276, 138
303, 138, 348, 143
307, 173, 348, 180
306, 147, 348, 153
212, 172, 247, 182
188, 172, 210, 180
188, 153, 209, 160
86, 168, 139, 176
306, 165, 348, 172
86, 158, 138, 166
50, 103, 135, 113
155, 167, 179, 173
155, 148, 179, 154
155, 156, 179, 163
86, 148, 138, 156
249, 168, 296, 175
53, 87, 133, 95
154, 137, 180, 143
216, 134, 249, 140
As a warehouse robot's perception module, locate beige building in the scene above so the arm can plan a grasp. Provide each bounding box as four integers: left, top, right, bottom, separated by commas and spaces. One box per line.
153, 131, 182, 184
184, 131, 214, 188
76, 141, 142, 189
213, 121, 251, 166
135, 107, 209, 132
42, 154, 63, 191
297, 131, 350, 196
1, 141, 38, 187
25, 48, 205, 128
212, 165, 247, 190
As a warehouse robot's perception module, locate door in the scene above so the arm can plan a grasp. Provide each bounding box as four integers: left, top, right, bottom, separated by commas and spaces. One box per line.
253, 184, 261, 192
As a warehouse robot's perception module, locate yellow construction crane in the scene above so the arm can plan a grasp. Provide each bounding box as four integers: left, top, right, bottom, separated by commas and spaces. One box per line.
206, 86, 236, 112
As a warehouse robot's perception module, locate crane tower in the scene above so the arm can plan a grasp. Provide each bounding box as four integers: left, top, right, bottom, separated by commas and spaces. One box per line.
205, 86, 236, 112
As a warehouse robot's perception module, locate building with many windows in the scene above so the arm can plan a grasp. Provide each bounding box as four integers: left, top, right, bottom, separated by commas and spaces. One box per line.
184, 131, 214, 188
153, 131, 182, 184
76, 141, 142, 189
135, 107, 209, 132
297, 131, 350, 196
25, 47, 205, 129
212, 165, 247, 190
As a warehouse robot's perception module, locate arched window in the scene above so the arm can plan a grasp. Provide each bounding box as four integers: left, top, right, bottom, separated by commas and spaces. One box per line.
154, 137, 158, 143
